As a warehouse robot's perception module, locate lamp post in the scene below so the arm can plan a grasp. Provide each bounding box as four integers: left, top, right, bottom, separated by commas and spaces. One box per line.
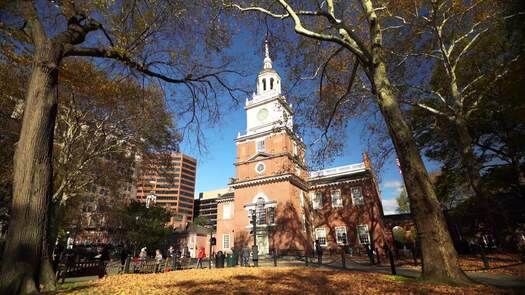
208, 220, 215, 269
251, 213, 258, 267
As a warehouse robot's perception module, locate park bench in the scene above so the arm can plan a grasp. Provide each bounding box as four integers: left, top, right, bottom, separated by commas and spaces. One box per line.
56, 260, 107, 283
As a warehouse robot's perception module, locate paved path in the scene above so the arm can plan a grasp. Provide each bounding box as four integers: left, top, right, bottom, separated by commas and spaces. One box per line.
258, 256, 525, 289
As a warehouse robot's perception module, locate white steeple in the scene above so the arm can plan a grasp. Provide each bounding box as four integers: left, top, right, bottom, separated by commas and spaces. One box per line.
263, 39, 272, 69
255, 39, 281, 97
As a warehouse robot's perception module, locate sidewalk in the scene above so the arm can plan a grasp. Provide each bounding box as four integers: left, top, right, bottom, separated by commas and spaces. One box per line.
257, 256, 525, 289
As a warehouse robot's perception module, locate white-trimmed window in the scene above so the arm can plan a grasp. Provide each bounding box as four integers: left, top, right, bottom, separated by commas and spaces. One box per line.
312, 192, 323, 209
335, 226, 348, 245
357, 224, 370, 245
301, 214, 306, 232
351, 187, 364, 206
256, 139, 265, 152
331, 190, 343, 208
223, 203, 232, 220
315, 228, 327, 246
222, 234, 231, 249
292, 141, 298, 156
300, 191, 305, 207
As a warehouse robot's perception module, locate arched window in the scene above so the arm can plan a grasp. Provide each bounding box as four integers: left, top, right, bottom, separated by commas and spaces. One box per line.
262, 79, 267, 91
270, 78, 274, 89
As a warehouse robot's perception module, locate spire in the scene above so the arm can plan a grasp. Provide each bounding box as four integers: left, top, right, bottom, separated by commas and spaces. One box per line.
263, 39, 272, 69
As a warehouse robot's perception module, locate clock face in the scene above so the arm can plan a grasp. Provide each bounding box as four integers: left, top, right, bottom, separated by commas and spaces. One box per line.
257, 108, 269, 121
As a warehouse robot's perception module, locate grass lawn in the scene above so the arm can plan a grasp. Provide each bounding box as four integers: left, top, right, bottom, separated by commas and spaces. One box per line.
54, 267, 520, 294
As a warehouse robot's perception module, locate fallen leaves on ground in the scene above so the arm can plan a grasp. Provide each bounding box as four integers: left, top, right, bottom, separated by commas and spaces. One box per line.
58, 267, 516, 295
459, 254, 525, 278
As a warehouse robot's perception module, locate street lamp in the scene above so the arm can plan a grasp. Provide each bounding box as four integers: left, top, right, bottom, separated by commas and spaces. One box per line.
208, 220, 215, 269
251, 212, 258, 267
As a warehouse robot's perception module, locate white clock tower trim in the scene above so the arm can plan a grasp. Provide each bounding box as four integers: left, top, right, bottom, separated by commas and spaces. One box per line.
243, 39, 293, 137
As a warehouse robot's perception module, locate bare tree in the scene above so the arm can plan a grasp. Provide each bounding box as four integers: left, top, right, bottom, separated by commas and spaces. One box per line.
227, 0, 471, 284
385, 0, 521, 201
0, 1, 244, 293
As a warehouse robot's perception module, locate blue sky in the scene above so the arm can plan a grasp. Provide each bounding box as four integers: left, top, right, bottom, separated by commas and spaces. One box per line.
178, 34, 439, 215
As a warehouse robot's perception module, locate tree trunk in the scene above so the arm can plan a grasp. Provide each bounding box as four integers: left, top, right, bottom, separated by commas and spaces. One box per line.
0, 42, 59, 294
371, 60, 471, 284
39, 201, 61, 292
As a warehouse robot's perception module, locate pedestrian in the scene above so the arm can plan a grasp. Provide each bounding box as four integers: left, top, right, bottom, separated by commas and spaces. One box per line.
196, 246, 206, 269
139, 247, 147, 261
242, 245, 250, 267
168, 245, 176, 271
155, 249, 163, 272
119, 245, 129, 273
100, 244, 110, 262
315, 240, 323, 264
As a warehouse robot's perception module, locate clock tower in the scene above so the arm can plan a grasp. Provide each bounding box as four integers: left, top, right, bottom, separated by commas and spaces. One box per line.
222, 40, 310, 255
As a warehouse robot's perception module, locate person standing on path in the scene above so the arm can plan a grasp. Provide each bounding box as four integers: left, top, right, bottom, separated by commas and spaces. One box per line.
119, 245, 129, 273
242, 245, 250, 267
196, 247, 206, 269
155, 249, 163, 272
315, 240, 323, 265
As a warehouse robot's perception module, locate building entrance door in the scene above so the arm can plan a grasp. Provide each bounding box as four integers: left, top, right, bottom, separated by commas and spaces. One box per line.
256, 232, 269, 255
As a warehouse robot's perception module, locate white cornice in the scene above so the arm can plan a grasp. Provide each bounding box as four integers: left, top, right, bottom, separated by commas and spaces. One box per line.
309, 177, 369, 189
230, 173, 308, 190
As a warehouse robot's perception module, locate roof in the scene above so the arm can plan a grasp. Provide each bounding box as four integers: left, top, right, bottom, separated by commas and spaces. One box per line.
199, 188, 232, 200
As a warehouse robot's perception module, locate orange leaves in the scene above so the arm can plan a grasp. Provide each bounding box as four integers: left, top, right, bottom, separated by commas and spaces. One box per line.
63, 267, 505, 294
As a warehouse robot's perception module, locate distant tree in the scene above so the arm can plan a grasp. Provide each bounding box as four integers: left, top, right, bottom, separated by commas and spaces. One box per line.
123, 202, 172, 254
387, 0, 524, 203
392, 226, 407, 245
192, 216, 210, 227
396, 188, 410, 214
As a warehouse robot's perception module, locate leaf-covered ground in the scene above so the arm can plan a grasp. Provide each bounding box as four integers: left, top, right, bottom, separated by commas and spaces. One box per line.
57, 267, 518, 294
371, 254, 525, 278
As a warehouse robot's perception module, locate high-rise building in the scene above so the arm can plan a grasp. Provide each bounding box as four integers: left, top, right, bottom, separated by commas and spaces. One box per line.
194, 188, 233, 228
135, 152, 197, 227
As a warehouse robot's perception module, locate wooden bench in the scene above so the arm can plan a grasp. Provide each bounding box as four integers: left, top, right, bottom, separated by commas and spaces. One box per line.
56, 260, 107, 283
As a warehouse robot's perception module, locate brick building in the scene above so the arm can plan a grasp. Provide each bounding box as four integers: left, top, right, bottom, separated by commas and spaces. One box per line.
135, 152, 197, 227
215, 41, 387, 256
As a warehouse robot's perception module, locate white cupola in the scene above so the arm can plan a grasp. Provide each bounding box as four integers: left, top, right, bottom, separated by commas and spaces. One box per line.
242, 38, 293, 137
256, 40, 281, 97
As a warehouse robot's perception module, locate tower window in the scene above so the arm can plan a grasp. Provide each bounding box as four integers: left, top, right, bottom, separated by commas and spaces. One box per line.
256, 139, 265, 152
270, 78, 274, 89
263, 78, 267, 91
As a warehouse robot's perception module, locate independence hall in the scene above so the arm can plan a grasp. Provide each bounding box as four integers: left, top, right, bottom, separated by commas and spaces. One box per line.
215, 41, 387, 256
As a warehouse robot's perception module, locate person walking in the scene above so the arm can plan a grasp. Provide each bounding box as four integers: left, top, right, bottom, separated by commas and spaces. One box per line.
315, 240, 323, 265
196, 247, 206, 269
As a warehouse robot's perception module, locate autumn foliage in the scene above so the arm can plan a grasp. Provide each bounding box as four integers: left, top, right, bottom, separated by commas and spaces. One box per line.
59, 267, 514, 295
